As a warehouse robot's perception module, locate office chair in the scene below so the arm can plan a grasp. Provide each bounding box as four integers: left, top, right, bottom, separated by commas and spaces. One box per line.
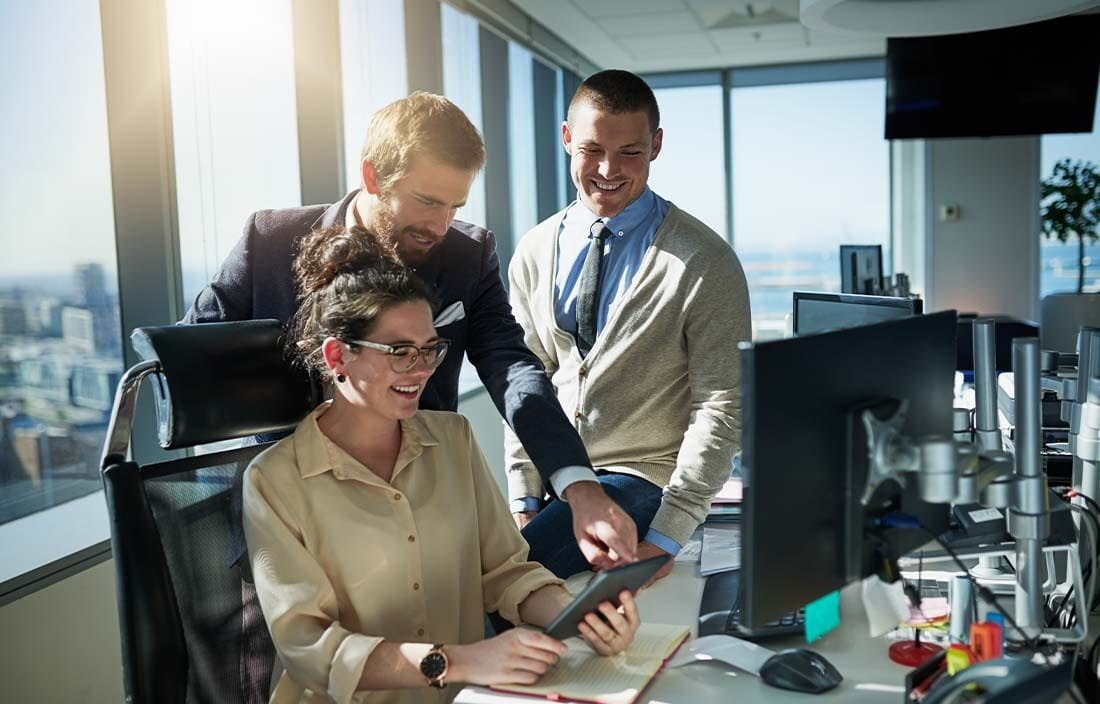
100, 320, 318, 704
1040, 293, 1100, 353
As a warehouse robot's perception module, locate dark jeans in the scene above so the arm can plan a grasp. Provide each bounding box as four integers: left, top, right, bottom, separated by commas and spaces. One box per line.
521, 471, 664, 579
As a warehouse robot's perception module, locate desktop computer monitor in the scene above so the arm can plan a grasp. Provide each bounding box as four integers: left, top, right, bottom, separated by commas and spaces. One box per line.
738, 311, 957, 631
793, 291, 923, 335
839, 244, 883, 295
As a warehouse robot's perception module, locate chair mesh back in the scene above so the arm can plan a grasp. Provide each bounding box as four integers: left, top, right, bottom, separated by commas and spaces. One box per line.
142, 444, 276, 704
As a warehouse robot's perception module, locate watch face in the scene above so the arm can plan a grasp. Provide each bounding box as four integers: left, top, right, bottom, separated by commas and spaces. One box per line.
420, 651, 447, 679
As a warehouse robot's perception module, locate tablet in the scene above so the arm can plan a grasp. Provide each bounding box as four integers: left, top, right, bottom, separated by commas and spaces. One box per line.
543, 555, 668, 640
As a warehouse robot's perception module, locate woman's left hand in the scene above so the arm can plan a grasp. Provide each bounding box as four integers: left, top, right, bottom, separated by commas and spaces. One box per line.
577, 590, 640, 656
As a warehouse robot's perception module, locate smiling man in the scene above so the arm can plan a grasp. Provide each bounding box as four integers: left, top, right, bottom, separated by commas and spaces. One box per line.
507, 70, 752, 582
185, 92, 638, 578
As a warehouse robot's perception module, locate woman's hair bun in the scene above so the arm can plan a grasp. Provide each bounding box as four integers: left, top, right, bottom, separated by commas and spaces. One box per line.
292, 225, 399, 296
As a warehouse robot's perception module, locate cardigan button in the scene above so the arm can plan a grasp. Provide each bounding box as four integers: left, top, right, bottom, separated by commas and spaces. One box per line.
578, 367, 586, 377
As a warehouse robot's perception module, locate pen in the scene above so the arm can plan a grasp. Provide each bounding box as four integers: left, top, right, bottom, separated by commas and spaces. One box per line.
909, 658, 947, 701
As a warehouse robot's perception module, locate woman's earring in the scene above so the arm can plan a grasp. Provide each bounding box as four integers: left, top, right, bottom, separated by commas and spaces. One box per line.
336, 373, 346, 383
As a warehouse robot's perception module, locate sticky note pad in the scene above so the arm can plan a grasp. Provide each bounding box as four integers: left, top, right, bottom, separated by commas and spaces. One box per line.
804, 590, 841, 643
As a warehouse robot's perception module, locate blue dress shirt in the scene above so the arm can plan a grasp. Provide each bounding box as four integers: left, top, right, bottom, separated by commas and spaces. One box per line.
516, 188, 681, 556
554, 187, 669, 337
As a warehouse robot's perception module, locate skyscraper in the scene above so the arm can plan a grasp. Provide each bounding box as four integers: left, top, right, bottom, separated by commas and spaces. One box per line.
73, 263, 119, 354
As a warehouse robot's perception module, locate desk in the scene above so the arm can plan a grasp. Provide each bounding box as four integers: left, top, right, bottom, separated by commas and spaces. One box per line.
456, 563, 911, 703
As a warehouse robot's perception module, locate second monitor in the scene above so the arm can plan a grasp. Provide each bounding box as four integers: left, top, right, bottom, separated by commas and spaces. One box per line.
738, 310, 957, 632
793, 290, 923, 336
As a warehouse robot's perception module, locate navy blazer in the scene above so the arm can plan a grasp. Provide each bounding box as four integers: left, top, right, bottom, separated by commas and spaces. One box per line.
183, 191, 590, 490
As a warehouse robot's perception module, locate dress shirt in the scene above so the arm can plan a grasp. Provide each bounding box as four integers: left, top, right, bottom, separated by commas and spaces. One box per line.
244, 402, 564, 704
554, 187, 669, 337
520, 188, 681, 555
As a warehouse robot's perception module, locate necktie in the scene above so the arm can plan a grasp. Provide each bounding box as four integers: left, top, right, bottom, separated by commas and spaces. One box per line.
575, 221, 611, 358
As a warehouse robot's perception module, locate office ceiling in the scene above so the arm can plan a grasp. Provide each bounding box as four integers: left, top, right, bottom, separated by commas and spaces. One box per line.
509, 0, 885, 73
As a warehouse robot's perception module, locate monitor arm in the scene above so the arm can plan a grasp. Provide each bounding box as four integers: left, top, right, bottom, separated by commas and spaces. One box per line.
858, 337, 1057, 639
857, 403, 1013, 509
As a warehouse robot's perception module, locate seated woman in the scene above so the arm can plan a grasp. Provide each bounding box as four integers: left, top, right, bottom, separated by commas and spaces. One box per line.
243, 225, 640, 703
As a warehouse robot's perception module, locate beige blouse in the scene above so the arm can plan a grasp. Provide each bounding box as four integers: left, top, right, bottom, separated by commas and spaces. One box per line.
243, 403, 563, 704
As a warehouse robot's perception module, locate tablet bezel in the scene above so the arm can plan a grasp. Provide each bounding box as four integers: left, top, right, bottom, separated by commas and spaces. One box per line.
543, 555, 669, 640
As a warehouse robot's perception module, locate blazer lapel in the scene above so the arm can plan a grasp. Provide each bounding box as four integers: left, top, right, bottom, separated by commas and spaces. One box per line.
313, 190, 359, 231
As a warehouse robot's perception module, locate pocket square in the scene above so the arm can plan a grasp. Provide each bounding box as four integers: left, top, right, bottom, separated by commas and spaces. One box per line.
433, 301, 466, 327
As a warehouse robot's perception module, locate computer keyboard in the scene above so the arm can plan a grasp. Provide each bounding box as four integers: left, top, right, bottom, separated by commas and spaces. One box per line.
698, 569, 805, 640
912, 577, 950, 600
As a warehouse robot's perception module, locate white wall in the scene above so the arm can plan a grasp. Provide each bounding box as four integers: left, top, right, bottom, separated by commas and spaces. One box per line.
0, 559, 123, 703
924, 136, 1040, 320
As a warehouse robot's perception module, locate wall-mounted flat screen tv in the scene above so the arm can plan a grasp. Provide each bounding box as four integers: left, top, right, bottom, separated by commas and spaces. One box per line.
886, 14, 1100, 140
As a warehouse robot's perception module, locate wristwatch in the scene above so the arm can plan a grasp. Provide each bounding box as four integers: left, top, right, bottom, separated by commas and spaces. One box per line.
419, 644, 449, 688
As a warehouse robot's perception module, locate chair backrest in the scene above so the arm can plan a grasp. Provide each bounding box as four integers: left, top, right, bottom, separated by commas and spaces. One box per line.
131, 319, 317, 449
1040, 293, 1100, 354
102, 320, 318, 704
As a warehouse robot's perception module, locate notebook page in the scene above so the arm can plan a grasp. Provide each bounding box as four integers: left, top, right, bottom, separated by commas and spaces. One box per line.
498, 647, 657, 704
495, 624, 689, 704
621, 622, 690, 660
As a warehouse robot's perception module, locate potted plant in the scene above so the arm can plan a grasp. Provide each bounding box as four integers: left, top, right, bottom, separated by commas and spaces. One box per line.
1040, 158, 1100, 293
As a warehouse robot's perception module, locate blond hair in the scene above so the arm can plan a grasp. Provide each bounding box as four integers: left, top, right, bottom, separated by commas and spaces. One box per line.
360, 92, 486, 192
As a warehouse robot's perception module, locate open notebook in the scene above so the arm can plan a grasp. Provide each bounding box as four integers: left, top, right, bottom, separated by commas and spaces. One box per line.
491, 623, 690, 704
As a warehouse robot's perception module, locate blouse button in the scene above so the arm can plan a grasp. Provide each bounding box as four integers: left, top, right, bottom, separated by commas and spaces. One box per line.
393, 492, 402, 501
417, 628, 425, 637
413, 582, 420, 591
408, 535, 416, 543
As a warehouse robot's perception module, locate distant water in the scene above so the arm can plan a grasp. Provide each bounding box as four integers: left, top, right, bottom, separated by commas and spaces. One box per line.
1041, 240, 1100, 297
738, 249, 845, 324
737, 241, 1099, 329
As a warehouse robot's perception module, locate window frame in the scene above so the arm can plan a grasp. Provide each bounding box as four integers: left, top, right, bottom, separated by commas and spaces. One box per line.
643, 58, 891, 257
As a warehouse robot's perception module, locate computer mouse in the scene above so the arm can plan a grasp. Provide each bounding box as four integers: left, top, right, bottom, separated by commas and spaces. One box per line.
759, 647, 843, 694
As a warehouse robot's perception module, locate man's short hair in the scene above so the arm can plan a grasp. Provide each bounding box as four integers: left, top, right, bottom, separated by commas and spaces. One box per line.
567, 69, 660, 135
361, 92, 486, 191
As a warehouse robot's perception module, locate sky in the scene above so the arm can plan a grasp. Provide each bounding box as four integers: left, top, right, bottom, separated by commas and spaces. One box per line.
0, 0, 118, 280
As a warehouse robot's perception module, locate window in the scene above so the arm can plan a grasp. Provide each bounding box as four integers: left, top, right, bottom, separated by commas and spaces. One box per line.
339, 0, 408, 191
533, 59, 564, 222
509, 42, 539, 240
441, 5, 489, 397
167, 0, 303, 308
649, 84, 728, 241
731, 77, 890, 340
1039, 90, 1100, 297
0, 0, 120, 578
441, 3, 487, 230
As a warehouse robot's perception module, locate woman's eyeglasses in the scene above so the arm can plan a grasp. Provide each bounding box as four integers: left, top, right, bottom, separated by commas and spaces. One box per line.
345, 339, 450, 373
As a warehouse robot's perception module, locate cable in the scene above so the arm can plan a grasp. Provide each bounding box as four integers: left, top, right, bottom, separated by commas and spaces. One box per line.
922, 527, 1033, 648
875, 512, 1037, 649
1069, 490, 1100, 521
1066, 502, 1099, 616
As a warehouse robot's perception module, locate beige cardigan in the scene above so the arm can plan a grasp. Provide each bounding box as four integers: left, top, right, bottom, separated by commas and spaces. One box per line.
505, 204, 752, 545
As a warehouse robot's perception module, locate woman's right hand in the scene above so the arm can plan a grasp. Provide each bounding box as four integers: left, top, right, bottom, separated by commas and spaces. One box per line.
448, 628, 567, 686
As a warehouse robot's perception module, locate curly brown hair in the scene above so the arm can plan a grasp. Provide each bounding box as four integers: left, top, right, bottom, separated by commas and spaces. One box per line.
288, 225, 435, 377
